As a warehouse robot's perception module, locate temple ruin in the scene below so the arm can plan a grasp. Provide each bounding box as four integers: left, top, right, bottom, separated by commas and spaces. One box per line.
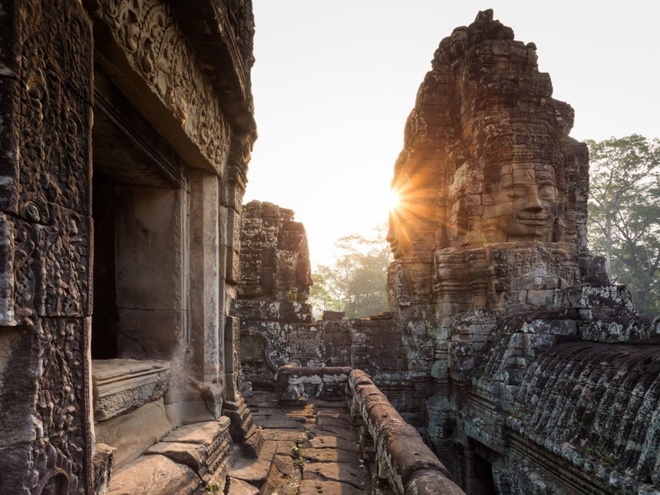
0, 3, 658, 495
386, 9, 660, 494
0, 0, 258, 493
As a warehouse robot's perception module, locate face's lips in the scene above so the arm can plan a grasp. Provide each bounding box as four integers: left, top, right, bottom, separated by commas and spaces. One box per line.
517, 214, 550, 225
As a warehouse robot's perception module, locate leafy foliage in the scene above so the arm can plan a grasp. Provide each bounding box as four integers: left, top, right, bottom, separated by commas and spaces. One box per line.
309, 224, 391, 318
586, 134, 660, 315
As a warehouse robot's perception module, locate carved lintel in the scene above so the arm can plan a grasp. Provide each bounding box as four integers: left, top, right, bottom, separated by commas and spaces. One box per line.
90, 0, 234, 177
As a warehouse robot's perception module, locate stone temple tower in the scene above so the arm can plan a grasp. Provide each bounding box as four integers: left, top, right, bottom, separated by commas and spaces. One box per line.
387, 10, 660, 494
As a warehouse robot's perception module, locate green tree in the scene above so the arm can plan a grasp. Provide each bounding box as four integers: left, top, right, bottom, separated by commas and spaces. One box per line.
307, 272, 342, 318
586, 134, 660, 314
311, 224, 391, 318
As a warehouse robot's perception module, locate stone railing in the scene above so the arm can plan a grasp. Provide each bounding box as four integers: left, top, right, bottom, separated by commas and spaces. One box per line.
347, 369, 466, 495
275, 363, 352, 404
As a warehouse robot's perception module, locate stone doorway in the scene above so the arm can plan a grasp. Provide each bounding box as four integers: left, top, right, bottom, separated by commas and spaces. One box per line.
90, 72, 187, 469
91, 71, 187, 361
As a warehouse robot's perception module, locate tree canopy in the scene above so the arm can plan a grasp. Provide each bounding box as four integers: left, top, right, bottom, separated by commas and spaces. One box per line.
586, 134, 660, 315
309, 224, 391, 318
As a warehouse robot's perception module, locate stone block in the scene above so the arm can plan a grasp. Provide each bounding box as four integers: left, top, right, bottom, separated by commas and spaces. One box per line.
0, 327, 40, 445
298, 480, 365, 495
114, 187, 184, 311
116, 308, 185, 359
92, 359, 171, 422
148, 419, 231, 483
0, 444, 32, 495
302, 462, 367, 490
0, 212, 91, 323
164, 417, 231, 446
93, 443, 116, 495
165, 400, 216, 426
106, 454, 201, 495
95, 399, 174, 469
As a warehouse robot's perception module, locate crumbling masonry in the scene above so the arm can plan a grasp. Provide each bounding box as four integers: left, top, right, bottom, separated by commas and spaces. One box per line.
238, 10, 660, 495
386, 10, 660, 495
0, 3, 658, 495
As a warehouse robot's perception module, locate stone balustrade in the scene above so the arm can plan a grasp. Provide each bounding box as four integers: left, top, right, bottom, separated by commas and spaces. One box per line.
275, 362, 352, 404
347, 369, 466, 495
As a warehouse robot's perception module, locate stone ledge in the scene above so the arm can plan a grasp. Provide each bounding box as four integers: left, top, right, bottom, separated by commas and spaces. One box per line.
92, 359, 171, 422
147, 417, 232, 483
106, 454, 201, 495
95, 399, 174, 470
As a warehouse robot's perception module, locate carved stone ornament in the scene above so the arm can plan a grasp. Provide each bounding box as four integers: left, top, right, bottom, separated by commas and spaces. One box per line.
91, 0, 233, 175
0, 0, 94, 493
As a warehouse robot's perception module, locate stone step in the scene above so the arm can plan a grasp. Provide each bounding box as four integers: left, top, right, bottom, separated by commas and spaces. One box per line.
106, 418, 232, 494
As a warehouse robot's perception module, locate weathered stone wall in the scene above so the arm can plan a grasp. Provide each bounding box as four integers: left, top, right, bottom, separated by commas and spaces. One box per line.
386, 9, 660, 495
237, 200, 316, 388
0, 1, 95, 492
505, 342, 660, 493
237, 203, 432, 420
0, 0, 258, 493
239, 200, 312, 301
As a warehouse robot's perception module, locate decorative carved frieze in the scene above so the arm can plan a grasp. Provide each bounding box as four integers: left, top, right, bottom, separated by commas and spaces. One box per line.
0, 212, 91, 326
90, 0, 234, 176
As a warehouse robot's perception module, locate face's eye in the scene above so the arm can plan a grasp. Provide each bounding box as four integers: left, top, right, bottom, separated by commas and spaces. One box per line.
510, 186, 529, 199
538, 184, 557, 200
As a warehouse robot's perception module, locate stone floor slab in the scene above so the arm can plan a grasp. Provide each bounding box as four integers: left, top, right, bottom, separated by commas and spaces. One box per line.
309, 435, 359, 452
107, 454, 201, 495
298, 479, 367, 495
228, 445, 272, 485
303, 461, 368, 489
308, 424, 358, 442
259, 429, 308, 442
302, 447, 361, 464
316, 415, 352, 429
145, 441, 206, 471
226, 477, 260, 495
163, 418, 229, 445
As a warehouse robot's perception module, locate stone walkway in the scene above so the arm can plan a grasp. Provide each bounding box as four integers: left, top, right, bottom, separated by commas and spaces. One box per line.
226, 391, 371, 495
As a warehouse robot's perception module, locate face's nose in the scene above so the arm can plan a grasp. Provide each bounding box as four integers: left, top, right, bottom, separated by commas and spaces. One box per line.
523, 187, 543, 213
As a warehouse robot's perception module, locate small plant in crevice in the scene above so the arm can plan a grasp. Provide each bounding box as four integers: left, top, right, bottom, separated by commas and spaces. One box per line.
203, 479, 223, 494
587, 442, 616, 466
292, 433, 309, 469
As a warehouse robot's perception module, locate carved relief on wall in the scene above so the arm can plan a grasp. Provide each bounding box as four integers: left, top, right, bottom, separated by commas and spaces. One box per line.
0, 0, 93, 326
28, 318, 91, 494
1, 212, 90, 326
92, 0, 232, 174
16, 0, 92, 220
0, 0, 93, 492
387, 10, 588, 319
225, 0, 256, 72
388, 10, 587, 267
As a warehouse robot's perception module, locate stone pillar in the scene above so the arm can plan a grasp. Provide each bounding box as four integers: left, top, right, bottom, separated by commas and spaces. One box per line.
188, 171, 223, 417
0, 1, 94, 493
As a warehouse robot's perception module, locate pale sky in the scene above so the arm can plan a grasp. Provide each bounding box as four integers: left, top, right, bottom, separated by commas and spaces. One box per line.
244, 1, 660, 268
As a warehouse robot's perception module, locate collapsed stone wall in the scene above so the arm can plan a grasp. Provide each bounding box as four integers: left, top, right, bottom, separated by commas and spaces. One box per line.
237, 202, 433, 421
236, 200, 316, 388
387, 9, 660, 495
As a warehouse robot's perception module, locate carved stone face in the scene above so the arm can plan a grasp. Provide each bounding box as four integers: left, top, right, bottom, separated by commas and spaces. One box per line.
483, 163, 559, 242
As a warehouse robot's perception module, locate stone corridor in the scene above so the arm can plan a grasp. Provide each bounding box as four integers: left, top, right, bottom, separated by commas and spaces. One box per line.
227, 391, 372, 495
